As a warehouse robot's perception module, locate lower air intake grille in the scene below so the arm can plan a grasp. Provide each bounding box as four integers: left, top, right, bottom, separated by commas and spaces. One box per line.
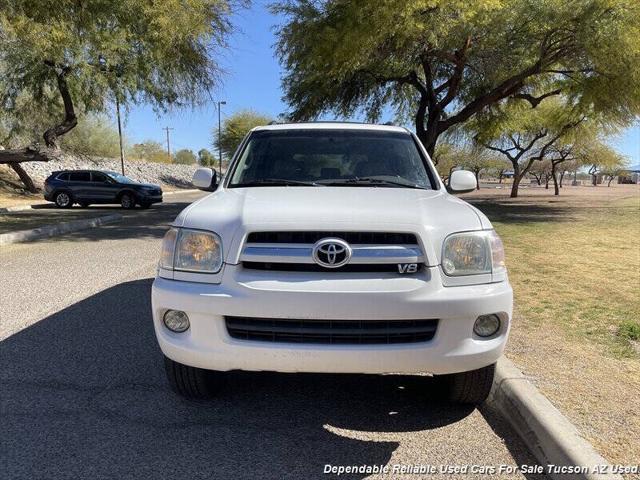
225, 317, 438, 345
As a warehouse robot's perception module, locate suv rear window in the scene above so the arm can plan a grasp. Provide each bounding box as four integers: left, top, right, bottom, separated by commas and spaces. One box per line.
69, 172, 91, 182
228, 129, 436, 189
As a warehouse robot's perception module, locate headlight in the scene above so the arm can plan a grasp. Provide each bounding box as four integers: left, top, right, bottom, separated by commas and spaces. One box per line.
442, 230, 505, 276
159, 227, 223, 273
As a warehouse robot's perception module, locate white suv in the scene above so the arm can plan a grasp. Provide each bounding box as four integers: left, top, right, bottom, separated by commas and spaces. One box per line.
152, 123, 512, 404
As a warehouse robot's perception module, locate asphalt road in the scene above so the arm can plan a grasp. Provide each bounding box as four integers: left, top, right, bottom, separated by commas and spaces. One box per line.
0, 191, 544, 480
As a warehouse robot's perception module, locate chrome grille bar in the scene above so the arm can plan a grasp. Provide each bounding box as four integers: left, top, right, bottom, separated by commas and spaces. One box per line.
241, 243, 424, 264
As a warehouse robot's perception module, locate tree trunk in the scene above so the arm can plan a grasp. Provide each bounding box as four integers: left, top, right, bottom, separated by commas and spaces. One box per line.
510, 175, 521, 198
559, 170, 565, 188
0, 64, 78, 191
552, 164, 560, 195
43, 69, 78, 148
545, 176, 549, 189
607, 176, 614, 187
474, 169, 480, 190
498, 171, 504, 184
8, 163, 38, 193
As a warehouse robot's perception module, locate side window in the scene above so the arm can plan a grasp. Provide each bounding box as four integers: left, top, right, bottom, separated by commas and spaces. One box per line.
57, 173, 70, 181
91, 172, 108, 183
69, 172, 91, 182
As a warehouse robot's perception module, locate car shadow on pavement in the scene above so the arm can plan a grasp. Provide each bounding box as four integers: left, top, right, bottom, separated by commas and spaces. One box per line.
40, 200, 195, 244
1, 279, 538, 480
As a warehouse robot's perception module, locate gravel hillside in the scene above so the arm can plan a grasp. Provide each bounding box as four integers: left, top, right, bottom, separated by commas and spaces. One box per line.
2, 154, 198, 192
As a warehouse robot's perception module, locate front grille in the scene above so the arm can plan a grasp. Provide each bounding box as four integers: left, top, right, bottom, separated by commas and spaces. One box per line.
225, 316, 438, 344
242, 262, 422, 273
246, 231, 418, 245
241, 231, 425, 273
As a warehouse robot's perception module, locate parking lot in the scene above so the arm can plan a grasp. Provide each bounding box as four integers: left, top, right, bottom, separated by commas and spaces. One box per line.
0, 191, 543, 479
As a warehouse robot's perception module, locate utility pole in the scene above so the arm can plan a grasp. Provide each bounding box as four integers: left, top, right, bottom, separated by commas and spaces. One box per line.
217, 101, 226, 176
116, 97, 125, 175
163, 126, 174, 162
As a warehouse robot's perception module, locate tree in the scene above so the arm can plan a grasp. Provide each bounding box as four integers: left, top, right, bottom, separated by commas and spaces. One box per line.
129, 141, 170, 164
59, 114, 124, 158
198, 148, 216, 167
602, 166, 626, 187
528, 159, 553, 188
457, 148, 505, 189
0, 0, 239, 190
580, 141, 627, 186
471, 99, 584, 197
487, 158, 512, 184
433, 142, 505, 188
174, 149, 197, 165
215, 110, 272, 160
273, 0, 640, 157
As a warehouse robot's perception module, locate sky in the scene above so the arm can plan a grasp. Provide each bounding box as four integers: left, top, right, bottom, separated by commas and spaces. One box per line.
122, 2, 640, 165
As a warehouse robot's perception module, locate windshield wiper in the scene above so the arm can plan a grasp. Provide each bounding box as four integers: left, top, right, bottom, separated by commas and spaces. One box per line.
232, 178, 320, 187
318, 177, 427, 189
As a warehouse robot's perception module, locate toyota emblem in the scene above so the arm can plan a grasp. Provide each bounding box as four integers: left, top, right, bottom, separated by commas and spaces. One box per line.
312, 238, 352, 268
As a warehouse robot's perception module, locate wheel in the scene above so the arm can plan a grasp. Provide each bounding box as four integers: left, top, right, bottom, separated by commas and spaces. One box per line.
120, 192, 136, 209
54, 191, 73, 208
440, 363, 496, 405
79, 202, 90, 208
163, 355, 222, 399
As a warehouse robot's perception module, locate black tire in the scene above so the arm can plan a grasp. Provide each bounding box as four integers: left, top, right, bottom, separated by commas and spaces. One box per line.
440, 363, 496, 405
163, 355, 222, 399
79, 202, 90, 208
120, 192, 136, 209
54, 191, 73, 208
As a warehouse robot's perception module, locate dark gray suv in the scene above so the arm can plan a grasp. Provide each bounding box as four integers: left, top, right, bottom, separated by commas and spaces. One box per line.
44, 170, 163, 209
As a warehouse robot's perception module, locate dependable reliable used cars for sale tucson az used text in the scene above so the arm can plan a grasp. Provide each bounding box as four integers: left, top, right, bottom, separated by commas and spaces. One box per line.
152, 122, 512, 405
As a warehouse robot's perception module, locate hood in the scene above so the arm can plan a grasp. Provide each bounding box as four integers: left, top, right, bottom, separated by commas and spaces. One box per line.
175, 186, 488, 266
132, 182, 161, 189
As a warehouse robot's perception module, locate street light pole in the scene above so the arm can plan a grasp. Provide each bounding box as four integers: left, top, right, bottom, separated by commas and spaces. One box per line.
115, 97, 125, 175
217, 100, 226, 177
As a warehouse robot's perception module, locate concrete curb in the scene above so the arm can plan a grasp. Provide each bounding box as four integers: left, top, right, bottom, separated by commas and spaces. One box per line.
489, 357, 622, 480
163, 188, 198, 196
0, 203, 49, 213
0, 213, 123, 246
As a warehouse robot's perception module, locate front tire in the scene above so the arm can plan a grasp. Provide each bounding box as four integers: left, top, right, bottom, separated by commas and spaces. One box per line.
54, 191, 73, 208
120, 193, 136, 209
440, 363, 496, 405
163, 356, 222, 399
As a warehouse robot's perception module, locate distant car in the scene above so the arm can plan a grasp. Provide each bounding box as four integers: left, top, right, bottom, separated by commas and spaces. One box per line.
44, 170, 163, 209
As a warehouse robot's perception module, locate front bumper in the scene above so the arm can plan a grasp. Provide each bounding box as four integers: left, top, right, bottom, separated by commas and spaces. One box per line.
151, 266, 513, 375
139, 193, 163, 204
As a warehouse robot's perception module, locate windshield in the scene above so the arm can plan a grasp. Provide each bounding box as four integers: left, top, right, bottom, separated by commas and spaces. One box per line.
106, 172, 136, 184
228, 129, 435, 189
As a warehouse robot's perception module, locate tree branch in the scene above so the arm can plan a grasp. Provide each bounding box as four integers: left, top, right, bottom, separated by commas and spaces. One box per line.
438, 60, 543, 133
513, 89, 562, 108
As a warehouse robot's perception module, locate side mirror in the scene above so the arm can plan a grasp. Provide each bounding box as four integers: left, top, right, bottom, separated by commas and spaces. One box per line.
448, 170, 477, 193
192, 168, 218, 192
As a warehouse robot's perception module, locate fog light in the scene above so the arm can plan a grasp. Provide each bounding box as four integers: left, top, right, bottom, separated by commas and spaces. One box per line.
474, 314, 501, 337
163, 310, 190, 332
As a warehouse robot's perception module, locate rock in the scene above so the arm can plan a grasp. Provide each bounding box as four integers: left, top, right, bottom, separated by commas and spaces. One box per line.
18, 154, 198, 189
